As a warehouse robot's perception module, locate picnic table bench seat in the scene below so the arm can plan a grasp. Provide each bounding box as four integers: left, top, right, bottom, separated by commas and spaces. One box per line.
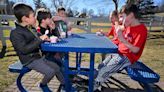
8, 61, 31, 92
8, 60, 160, 92
125, 61, 160, 92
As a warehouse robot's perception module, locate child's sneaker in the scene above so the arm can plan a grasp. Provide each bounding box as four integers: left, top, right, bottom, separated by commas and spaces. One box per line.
39, 83, 52, 92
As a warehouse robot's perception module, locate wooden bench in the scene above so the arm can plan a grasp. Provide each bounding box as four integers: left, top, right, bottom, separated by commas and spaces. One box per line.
8, 61, 31, 92
125, 61, 160, 92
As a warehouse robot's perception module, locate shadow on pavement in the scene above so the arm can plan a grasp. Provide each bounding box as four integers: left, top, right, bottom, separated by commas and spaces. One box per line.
102, 76, 164, 92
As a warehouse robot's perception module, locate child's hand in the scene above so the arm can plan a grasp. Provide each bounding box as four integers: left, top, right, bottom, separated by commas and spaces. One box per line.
52, 16, 66, 22
116, 27, 126, 43
96, 29, 104, 36
49, 20, 55, 30
40, 35, 50, 41
67, 22, 72, 31
115, 26, 122, 36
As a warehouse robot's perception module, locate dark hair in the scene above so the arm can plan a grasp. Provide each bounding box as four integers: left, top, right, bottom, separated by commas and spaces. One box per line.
57, 7, 65, 12
123, 4, 140, 19
36, 10, 52, 26
111, 10, 118, 18
119, 5, 126, 14
12, 3, 34, 23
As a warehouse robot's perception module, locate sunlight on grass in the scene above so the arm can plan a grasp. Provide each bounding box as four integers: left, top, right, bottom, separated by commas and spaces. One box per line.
156, 13, 164, 17
0, 56, 18, 91
92, 22, 111, 26
140, 32, 164, 82
3, 30, 10, 37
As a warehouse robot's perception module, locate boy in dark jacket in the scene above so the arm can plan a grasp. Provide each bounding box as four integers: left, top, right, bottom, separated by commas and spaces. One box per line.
52, 7, 72, 37
36, 8, 60, 37
36, 9, 63, 66
10, 3, 65, 92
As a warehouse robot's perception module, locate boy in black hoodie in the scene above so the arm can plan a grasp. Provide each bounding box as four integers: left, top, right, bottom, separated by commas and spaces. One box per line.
10, 3, 65, 92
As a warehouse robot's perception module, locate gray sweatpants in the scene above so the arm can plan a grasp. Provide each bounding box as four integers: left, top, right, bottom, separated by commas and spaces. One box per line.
95, 54, 131, 83
27, 57, 65, 85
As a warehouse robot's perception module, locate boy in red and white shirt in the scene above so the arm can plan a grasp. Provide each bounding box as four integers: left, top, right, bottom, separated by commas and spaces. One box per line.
94, 4, 147, 91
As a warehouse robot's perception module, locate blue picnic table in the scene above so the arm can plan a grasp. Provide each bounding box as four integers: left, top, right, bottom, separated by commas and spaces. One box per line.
41, 33, 118, 92
8, 33, 160, 92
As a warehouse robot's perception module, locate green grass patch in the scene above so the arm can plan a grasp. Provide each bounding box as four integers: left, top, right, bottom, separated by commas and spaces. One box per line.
0, 46, 18, 91
140, 33, 164, 82
156, 12, 164, 17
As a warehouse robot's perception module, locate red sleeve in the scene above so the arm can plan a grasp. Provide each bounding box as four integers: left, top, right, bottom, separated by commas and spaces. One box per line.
133, 27, 147, 48
37, 27, 40, 33
106, 25, 114, 37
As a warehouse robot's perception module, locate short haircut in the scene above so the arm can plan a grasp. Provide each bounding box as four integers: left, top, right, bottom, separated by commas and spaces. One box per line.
36, 9, 52, 25
57, 7, 65, 12
119, 5, 126, 14
12, 3, 34, 23
123, 4, 140, 19
110, 10, 118, 18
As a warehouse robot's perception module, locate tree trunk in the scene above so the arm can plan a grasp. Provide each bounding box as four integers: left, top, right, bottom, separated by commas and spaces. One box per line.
112, 0, 118, 11
126, 0, 141, 6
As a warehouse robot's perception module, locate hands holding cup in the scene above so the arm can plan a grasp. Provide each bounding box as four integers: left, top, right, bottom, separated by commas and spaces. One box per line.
40, 35, 50, 41
96, 29, 104, 36
50, 36, 58, 43
60, 32, 66, 38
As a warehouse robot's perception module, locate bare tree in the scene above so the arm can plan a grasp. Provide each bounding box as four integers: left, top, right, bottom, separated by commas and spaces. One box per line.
112, 0, 143, 11
72, 6, 79, 17
159, 0, 164, 12
33, 0, 42, 9
67, 8, 73, 17
6, 0, 15, 14
83, 0, 112, 8
33, 0, 48, 9
88, 9, 94, 17
126, 0, 141, 6
112, 0, 119, 11
97, 8, 105, 17
51, 0, 78, 12
81, 8, 87, 14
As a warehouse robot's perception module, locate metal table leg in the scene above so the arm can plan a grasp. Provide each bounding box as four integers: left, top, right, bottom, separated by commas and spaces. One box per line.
88, 53, 95, 92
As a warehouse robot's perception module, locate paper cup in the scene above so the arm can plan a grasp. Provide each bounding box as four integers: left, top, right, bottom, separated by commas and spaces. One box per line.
60, 32, 66, 38
50, 36, 58, 43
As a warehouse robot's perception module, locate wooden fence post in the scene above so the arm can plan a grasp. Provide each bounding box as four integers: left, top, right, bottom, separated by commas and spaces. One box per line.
149, 18, 153, 32
87, 18, 91, 33
161, 17, 164, 31
0, 27, 6, 47
0, 27, 7, 58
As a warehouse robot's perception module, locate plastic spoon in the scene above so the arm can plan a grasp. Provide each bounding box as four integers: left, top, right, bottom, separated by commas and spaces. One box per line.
45, 30, 49, 35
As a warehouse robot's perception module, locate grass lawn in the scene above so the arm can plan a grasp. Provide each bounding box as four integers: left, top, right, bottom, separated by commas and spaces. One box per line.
0, 28, 164, 91
0, 40, 18, 91
141, 32, 164, 81
156, 12, 164, 17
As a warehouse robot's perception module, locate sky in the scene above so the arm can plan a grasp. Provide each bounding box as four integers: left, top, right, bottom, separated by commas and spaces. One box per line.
10, 0, 163, 15
10, 0, 126, 15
